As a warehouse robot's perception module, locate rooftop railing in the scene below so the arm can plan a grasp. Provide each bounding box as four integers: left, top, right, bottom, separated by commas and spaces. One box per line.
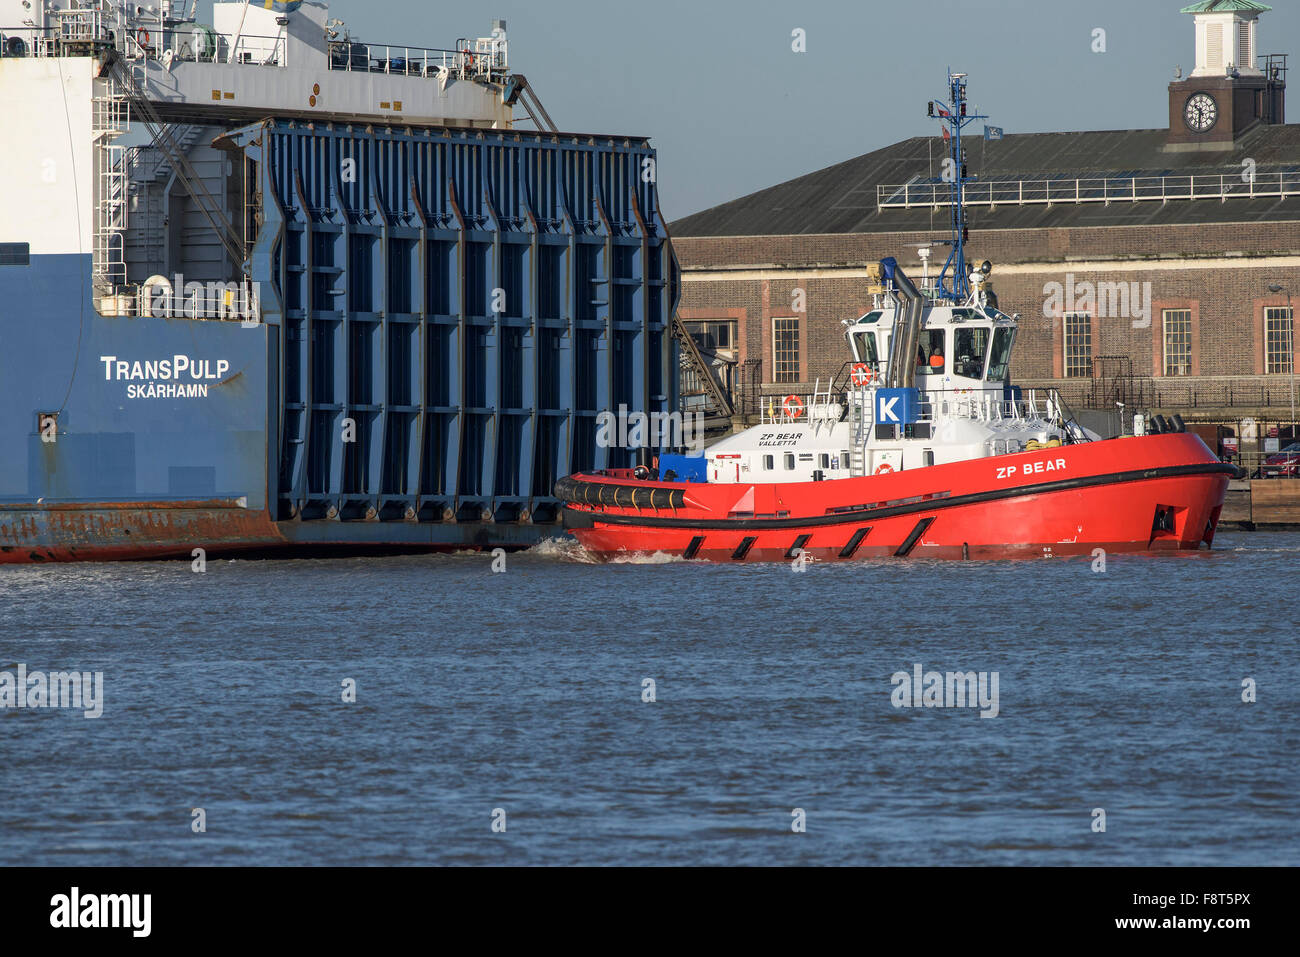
878, 171, 1300, 210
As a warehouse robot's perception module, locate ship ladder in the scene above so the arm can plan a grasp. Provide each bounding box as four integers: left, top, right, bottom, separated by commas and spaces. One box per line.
847, 388, 869, 477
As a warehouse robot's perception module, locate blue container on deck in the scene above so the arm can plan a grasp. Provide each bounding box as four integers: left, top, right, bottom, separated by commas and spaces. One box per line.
658, 453, 706, 483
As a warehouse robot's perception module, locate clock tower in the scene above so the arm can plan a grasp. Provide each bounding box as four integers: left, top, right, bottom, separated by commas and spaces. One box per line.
1165, 0, 1286, 152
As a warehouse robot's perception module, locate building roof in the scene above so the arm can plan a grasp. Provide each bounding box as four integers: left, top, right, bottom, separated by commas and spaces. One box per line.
1179, 1, 1270, 13
669, 124, 1300, 237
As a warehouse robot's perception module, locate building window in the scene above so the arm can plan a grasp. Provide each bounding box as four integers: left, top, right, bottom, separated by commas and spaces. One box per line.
1163, 309, 1192, 376
772, 317, 800, 383
685, 319, 737, 354
1265, 306, 1294, 374
1063, 313, 1092, 378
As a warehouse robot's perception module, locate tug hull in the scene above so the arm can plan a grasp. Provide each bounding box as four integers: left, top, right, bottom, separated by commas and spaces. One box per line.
559, 433, 1234, 562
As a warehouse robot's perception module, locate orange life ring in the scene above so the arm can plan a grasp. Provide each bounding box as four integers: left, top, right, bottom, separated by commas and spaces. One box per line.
850, 362, 874, 387
462, 46, 475, 67
136, 27, 150, 48
874, 462, 895, 475
782, 395, 804, 418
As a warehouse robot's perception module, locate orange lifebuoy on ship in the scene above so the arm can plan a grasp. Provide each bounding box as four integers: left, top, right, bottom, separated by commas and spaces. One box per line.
462, 46, 475, 68
874, 462, 895, 475
850, 362, 874, 387
782, 395, 804, 418
136, 27, 150, 48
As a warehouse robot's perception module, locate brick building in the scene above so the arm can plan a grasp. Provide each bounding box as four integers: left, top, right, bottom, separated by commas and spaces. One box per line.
671, 0, 1299, 451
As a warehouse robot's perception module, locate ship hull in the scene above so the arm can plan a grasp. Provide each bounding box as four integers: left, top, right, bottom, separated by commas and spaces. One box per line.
0, 500, 554, 564
559, 433, 1235, 562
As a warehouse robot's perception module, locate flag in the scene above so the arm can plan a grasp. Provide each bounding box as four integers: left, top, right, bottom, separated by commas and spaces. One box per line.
942, 127, 950, 142
984, 125, 1004, 141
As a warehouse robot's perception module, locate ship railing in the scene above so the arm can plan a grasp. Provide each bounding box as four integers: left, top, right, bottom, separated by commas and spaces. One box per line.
0, 19, 286, 68
927, 388, 1060, 425
119, 30, 288, 66
326, 38, 507, 80
927, 387, 1092, 440
2, 14, 115, 58
218, 33, 287, 67
757, 378, 844, 427
133, 277, 261, 322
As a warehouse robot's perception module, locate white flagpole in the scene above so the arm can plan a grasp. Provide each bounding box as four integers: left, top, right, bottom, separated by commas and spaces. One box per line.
229, 0, 252, 64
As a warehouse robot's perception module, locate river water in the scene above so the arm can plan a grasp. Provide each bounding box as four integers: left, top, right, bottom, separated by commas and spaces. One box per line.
1, 529, 1297, 865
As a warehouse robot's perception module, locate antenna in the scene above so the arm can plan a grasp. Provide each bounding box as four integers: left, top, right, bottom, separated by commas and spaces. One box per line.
913, 243, 933, 288
926, 71, 990, 302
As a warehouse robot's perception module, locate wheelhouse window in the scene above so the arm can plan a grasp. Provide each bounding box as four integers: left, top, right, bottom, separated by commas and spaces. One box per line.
1162, 309, 1192, 376
987, 327, 1015, 382
853, 330, 880, 370
1064, 313, 1092, 378
916, 329, 945, 375
954, 327, 990, 379
1265, 306, 1294, 375
772, 317, 800, 383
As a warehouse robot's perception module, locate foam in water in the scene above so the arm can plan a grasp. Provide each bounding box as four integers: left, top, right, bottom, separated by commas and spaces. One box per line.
527, 536, 601, 563
526, 537, 686, 564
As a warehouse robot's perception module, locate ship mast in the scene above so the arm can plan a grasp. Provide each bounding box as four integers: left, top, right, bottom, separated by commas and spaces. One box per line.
927, 72, 989, 303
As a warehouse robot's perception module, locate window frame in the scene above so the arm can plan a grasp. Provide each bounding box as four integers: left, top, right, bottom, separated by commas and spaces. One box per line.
1063, 312, 1093, 379
1162, 308, 1193, 377
1265, 306, 1294, 375
772, 316, 800, 384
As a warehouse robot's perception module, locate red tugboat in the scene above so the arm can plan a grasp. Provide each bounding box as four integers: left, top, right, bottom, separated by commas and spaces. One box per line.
555, 73, 1236, 562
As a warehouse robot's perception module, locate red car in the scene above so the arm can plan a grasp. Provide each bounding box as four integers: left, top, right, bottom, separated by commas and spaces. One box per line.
1260, 442, 1300, 477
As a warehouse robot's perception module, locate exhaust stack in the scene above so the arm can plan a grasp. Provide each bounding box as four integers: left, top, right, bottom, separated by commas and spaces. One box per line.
881, 257, 925, 389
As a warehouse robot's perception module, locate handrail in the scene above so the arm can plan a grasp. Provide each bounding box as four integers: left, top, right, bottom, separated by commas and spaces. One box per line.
878, 170, 1300, 210
0, 19, 506, 81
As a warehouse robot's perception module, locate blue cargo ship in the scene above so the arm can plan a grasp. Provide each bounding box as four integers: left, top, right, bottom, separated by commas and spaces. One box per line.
0, 0, 678, 562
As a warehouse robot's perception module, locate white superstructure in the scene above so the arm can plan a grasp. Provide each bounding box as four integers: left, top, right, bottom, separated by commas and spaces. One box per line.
0, 1, 513, 125
0, 0, 522, 299
701, 266, 1094, 485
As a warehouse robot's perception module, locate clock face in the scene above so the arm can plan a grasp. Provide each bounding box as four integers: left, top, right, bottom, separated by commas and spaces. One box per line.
1184, 92, 1218, 132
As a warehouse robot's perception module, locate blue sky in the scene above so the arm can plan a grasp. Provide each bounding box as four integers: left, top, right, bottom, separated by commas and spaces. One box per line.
297, 0, 1299, 220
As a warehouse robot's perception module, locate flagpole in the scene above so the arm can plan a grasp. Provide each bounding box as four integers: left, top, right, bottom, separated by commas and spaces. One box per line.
229, 0, 251, 64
